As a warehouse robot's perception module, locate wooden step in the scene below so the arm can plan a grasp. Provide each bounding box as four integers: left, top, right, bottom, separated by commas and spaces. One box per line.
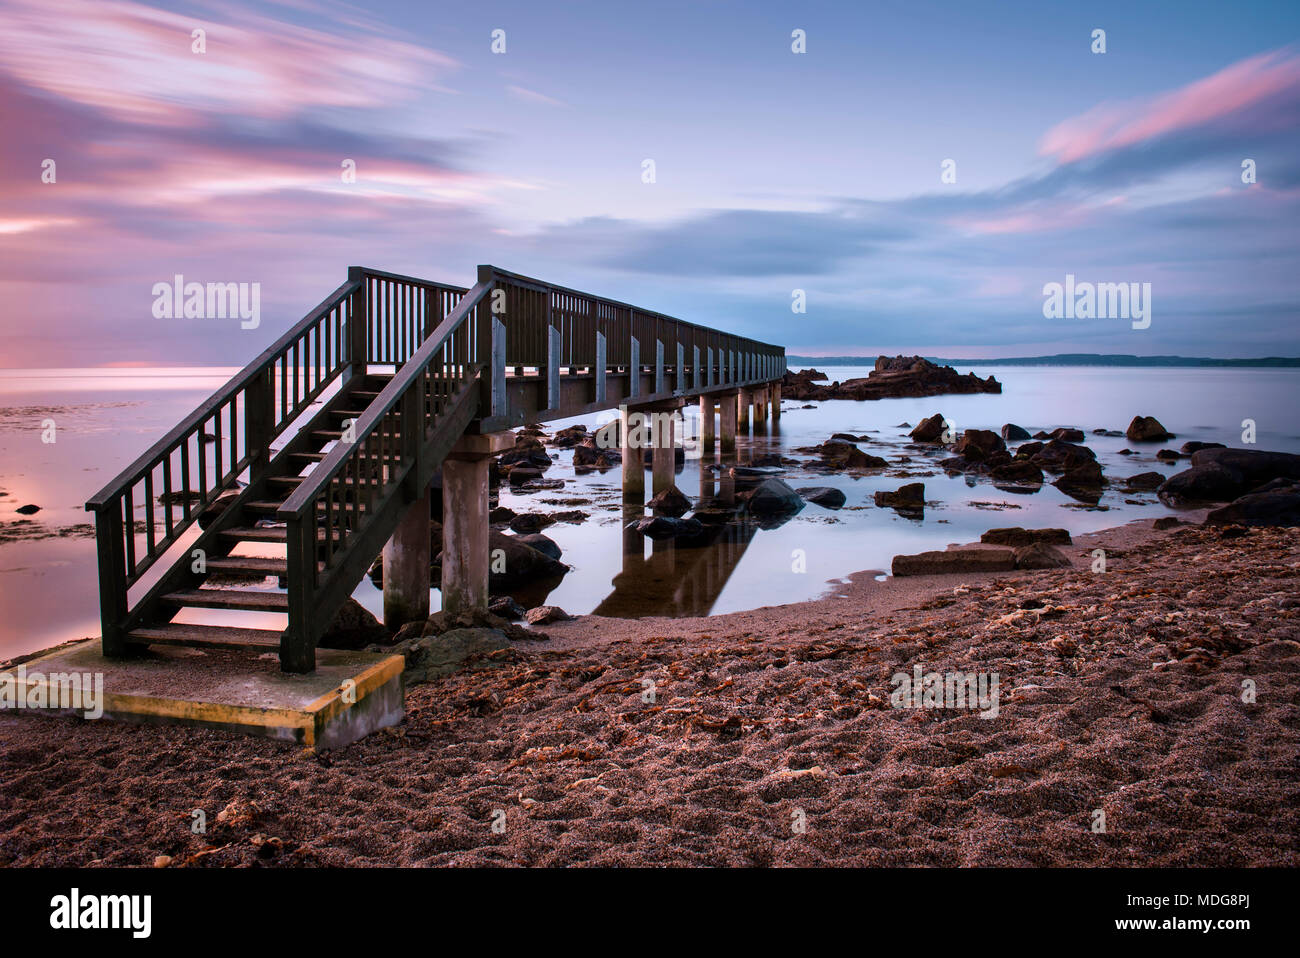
245, 500, 290, 514
266, 475, 305, 486
311, 430, 400, 441
127, 624, 283, 650
330, 408, 398, 419
162, 588, 289, 611
220, 525, 287, 542
289, 451, 329, 461
205, 556, 288, 575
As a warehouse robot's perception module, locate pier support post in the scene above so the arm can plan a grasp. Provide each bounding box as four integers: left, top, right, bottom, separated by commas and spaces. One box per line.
621, 405, 644, 503
651, 409, 676, 495
772, 382, 781, 421
699, 396, 715, 454
737, 388, 750, 435
719, 392, 738, 454
440, 431, 512, 616
383, 487, 431, 630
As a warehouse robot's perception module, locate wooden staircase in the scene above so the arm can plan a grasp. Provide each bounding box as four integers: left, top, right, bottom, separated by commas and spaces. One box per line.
86, 265, 787, 672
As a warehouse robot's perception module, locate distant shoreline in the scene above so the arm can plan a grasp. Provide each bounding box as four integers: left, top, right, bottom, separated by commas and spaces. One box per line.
788, 354, 1300, 368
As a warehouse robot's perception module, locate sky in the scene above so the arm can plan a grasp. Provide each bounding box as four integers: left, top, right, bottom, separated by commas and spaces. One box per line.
0, 0, 1297, 366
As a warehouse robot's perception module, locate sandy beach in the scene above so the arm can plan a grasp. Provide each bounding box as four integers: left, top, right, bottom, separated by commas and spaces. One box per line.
2, 516, 1296, 868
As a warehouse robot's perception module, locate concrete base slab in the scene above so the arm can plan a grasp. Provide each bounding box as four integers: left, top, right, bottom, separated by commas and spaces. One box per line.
2, 640, 404, 750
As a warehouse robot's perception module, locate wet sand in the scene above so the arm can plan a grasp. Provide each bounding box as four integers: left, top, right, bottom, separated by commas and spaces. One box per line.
1, 518, 1296, 867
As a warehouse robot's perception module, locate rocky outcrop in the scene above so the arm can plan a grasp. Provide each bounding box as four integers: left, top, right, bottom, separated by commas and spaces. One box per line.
892, 548, 1016, 576
514, 532, 562, 561
1159, 448, 1300, 504
1012, 542, 1072, 569
319, 598, 392, 650
909, 413, 950, 443
874, 482, 925, 512
633, 515, 704, 539
952, 429, 1006, 462
980, 527, 1072, 547
797, 486, 847, 508
648, 485, 691, 517
1126, 415, 1174, 442
1001, 423, 1031, 441
1204, 479, 1300, 527
747, 478, 805, 516
812, 439, 887, 469
782, 357, 1000, 402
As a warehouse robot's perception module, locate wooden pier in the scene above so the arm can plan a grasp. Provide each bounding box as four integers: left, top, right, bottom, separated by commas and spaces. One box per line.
86, 266, 786, 673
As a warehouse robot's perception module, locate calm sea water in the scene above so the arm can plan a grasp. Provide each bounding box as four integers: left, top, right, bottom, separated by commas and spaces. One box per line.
1, 364, 1296, 658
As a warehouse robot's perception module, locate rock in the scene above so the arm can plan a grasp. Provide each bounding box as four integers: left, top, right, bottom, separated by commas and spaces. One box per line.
1156, 449, 1183, 461
980, 527, 1072, 547
1126, 415, 1174, 442
395, 627, 514, 685
797, 486, 847, 508
508, 513, 552, 534
573, 443, 616, 472
507, 466, 543, 486
1181, 440, 1225, 454
634, 516, 704, 539
526, 605, 572, 625
14, 504, 40, 515
1013, 542, 1071, 569
1204, 483, 1300, 527
489, 505, 516, 524
1027, 439, 1096, 474
909, 413, 950, 443
1123, 471, 1166, 490
514, 533, 561, 561
488, 595, 528, 620
1152, 517, 1184, 530
782, 358, 1000, 402
318, 597, 391, 650
1117, 448, 1134, 455
989, 459, 1044, 484
197, 489, 239, 529
551, 425, 587, 447
816, 439, 887, 469
1052, 460, 1105, 502
440, 530, 568, 589
1159, 448, 1300, 504
1046, 427, 1085, 443
891, 548, 1016, 576
648, 485, 691, 517
747, 478, 805, 516
952, 429, 1006, 462
1000, 423, 1031, 441
874, 482, 925, 510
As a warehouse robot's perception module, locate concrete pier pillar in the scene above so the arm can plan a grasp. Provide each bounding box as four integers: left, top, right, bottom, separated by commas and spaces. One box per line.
771, 382, 781, 421
719, 392, 738, 454
440, 431, 512, 616
754, 386, 768, 424
699, 396, 715, 454
651, 409, 676, 495
620, 405, 644, 503
382, 487, 430, 630
737, 388, 750, 433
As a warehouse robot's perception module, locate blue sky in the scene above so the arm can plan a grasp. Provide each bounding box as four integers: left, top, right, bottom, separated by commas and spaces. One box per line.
1, 0, 1297, 364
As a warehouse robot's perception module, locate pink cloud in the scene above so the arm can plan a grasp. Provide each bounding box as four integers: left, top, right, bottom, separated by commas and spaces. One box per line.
0, 0, 459, 124
1040, 49, 1300, 164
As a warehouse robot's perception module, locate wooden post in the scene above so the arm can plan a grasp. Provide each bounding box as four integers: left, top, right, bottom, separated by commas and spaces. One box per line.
282, 515, 317, 673
347, 266, 368, 377
95, 505, 130, 658
595, 331, 607, 405
629, 337, 640, 400
772, 382, 781, 421
245, 366, 274, 483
